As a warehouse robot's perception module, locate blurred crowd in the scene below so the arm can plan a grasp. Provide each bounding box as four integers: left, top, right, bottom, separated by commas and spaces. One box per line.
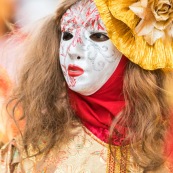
0, 0, 59, 147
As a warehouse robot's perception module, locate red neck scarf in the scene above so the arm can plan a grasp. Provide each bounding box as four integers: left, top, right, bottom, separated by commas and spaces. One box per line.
68, 56, 128, 145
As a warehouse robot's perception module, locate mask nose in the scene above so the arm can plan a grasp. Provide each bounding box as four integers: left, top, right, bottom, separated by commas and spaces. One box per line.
68, 42, 84, 60
68, 48, 83, 60
67, 29, 86, 60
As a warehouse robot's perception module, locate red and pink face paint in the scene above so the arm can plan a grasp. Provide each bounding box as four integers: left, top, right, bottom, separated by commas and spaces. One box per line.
59, 0, 122, 96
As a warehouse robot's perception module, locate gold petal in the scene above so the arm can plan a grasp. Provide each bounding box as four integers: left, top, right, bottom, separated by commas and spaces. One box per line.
167, 23, 173, 37
94, 0, 173, 70
157, 0, 171, 6
154, 18, 173, 30
153, 11, 170, 21
144, 28, 164, 45
129, 2, 145, 19
170, 26, 173, 37
141, 0, 148, 8
108, 0, 140, 29
135, 18, 155, 36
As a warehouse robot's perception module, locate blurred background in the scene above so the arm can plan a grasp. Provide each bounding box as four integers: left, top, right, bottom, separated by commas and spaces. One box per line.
0, 0, 59, 29
16, 0, 59, 26
0, 0, 60, 81
0, 0, 59, 147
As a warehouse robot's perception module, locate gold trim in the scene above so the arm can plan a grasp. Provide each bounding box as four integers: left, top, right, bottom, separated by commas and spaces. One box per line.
106, 146, 129, 173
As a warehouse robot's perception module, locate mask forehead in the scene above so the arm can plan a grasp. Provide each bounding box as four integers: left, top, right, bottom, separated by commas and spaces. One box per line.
61, 0, 106, 32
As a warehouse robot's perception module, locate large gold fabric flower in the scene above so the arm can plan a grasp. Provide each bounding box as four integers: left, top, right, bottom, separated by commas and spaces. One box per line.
130, 0, 173, 45
93, 0, 173, 70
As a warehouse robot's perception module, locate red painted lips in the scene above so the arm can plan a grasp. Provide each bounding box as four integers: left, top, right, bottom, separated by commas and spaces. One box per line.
68, 64, 84, 77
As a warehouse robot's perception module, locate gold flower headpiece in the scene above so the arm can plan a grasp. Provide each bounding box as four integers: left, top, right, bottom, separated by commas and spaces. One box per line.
94, 0, 173, 70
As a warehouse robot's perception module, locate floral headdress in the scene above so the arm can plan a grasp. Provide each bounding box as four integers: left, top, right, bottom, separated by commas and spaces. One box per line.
93, 0, 173, 70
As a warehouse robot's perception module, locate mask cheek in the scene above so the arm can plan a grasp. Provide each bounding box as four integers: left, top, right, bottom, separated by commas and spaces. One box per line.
60, 40, 68, 55
59, 44, 69, 78
59, 55, 73, 87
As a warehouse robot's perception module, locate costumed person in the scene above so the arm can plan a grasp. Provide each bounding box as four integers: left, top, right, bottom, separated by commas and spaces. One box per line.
0, 0, 173, 172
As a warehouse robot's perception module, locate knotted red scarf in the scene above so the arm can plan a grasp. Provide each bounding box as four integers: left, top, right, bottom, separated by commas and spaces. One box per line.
68, 56, 128, 145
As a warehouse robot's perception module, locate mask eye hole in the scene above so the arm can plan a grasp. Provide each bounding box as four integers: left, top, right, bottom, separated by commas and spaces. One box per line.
62, 32, 73, 41
90, 33, 109, 42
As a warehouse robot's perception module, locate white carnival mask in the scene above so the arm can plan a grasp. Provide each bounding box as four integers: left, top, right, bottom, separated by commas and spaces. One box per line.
60, 0, 122, 96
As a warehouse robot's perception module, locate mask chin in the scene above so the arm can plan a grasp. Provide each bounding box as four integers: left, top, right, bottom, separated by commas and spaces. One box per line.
68, 56, 122, 96
69, 84, 102, 96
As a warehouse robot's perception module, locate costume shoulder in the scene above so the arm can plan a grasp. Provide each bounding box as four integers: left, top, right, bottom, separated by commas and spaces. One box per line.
0, 139, 20, 173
